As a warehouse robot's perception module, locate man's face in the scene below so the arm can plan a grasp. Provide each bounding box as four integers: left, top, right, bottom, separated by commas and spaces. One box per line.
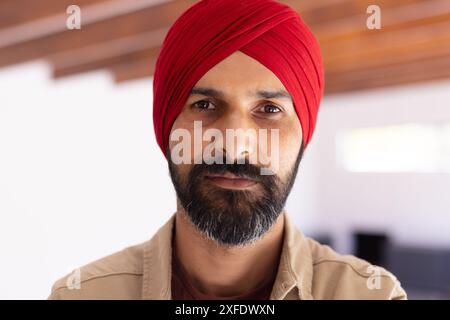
168, 50, 304, 247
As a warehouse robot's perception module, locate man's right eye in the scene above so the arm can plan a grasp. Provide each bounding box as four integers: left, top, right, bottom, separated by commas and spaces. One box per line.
192, 100, 216, 110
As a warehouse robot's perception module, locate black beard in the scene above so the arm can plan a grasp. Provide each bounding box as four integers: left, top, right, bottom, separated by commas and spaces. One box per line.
167, 144, 305, 246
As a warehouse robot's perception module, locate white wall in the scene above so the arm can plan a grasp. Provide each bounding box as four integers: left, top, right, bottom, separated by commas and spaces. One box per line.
1, 62, 449, 299
0, 62, 175, 299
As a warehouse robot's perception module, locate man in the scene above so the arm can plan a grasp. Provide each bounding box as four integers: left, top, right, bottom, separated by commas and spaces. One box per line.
49, 0, 406, 300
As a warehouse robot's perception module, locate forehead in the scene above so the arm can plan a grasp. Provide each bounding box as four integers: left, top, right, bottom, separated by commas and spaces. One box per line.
194, 50, 288, 95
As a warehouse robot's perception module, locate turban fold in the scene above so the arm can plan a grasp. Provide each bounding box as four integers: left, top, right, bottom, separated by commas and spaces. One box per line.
153, 0, 324, 157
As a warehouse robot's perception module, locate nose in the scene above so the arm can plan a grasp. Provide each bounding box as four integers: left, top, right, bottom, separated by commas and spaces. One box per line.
213, 108, 257, 163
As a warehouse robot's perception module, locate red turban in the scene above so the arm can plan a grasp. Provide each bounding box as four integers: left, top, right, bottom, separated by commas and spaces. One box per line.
153, 0, 324, 157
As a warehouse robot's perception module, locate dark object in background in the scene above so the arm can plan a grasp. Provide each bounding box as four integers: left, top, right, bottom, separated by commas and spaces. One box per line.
353, 232, 450, 299
354, 232, 389, 267
312, 234, 333, 248
386, 246, 450, 299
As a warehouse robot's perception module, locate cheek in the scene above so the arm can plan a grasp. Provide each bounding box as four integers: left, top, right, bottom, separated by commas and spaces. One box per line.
178, 164, 193, 181
277, 121, 303, 176
169, 158, 193, 187
169, 117, 197, 162
169, 117, 227, 163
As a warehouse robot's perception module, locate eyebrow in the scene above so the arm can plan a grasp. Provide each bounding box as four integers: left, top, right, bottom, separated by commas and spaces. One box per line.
189, 87, 292, 102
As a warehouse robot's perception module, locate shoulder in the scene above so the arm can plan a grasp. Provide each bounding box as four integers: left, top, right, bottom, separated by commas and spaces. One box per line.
48, 241, 148, 300
307, 238, 407, 300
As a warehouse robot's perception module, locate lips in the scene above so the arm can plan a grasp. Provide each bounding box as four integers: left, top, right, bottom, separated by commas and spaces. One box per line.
205, 172, 258, 189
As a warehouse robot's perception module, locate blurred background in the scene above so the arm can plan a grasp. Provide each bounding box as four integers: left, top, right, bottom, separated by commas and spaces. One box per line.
0, 0, 450, 299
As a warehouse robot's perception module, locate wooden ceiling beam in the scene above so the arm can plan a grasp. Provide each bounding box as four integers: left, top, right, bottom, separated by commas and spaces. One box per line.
110, 56, 156, 83
285, 0, 430, 26
0, 0, 184, 67
325, 42, 450, 75
52, 47, 160, 78
312, 0, 450, 43
49, 31, 165, 78
322, 21, 450, 68
326, 54, 450, 93
0, 0, 108, 29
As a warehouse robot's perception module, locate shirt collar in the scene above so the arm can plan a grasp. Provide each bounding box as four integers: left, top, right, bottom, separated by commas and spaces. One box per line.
270, 211, 314, 300
142, 211, 314, 300
142, 214, 175, 299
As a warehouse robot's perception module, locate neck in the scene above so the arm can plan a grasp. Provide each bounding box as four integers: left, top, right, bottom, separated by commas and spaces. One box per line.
173, 203, 285, 297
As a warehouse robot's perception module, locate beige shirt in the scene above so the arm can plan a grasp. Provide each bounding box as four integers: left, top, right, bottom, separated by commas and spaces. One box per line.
48, 211, 407, 300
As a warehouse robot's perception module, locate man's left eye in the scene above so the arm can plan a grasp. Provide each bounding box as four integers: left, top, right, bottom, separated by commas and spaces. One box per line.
261, 105, 281, 113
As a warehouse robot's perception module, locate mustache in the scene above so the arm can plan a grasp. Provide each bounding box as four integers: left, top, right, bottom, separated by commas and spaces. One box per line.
190, 161, 272, 182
